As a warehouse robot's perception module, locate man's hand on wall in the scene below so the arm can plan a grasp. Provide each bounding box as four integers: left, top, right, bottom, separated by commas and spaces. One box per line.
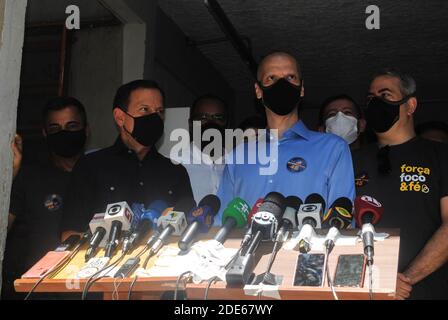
11, 134, 23, 179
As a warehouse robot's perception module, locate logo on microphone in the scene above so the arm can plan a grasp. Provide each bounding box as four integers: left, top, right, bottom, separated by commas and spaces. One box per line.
287, 157, 307, 173
192, 207, 204, 218
107, 204, 122, 216
124, 208, 133, 223
361, 195, 382, 207
302, 204, 317, 212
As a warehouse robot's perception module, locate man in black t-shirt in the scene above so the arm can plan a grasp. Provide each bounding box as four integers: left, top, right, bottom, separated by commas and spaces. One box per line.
61, 80, 194, 239
2, 97, 89, 300
353, 68, 448, 299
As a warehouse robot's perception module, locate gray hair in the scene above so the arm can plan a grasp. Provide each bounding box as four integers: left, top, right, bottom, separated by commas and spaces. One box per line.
372, 68, 417, 97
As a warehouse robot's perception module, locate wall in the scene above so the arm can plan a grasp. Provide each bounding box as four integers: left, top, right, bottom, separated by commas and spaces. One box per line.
0, 0, 27, 292
68, 25, 124, 150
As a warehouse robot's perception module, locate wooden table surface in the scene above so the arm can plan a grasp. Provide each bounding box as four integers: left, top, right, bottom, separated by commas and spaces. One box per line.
14, 228, 400, 300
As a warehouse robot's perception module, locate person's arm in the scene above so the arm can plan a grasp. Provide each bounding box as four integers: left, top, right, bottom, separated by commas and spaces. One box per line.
11, 134, 22, 179
8, 168, 26, 233
403, 196, 448, 285
7, 213, 16, 232
398, 145, 448, 299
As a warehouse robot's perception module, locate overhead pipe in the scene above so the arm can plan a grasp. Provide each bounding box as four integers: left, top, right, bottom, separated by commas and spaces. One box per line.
204, 0, 258, 78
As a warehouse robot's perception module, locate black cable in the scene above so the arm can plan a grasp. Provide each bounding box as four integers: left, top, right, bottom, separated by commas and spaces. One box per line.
325, 247, 338, 300
174, 271, 191, 301
81, 253, 125, 300
142, 250, 156, 269
127, 275, 138, 300
368, 264, 374, 300
262, 241, 281, 283
24, 239, 86, 300
127, 248, 155, 300
204, 276, 218, 300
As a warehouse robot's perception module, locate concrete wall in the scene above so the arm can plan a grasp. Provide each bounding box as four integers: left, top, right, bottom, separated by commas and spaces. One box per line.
68, 25, 124, 150
0, 0, 27, 292
123, 0, 234, 111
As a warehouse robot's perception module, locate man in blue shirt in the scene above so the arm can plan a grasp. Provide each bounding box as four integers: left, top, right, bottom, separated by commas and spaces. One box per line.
216, 51, 355, 223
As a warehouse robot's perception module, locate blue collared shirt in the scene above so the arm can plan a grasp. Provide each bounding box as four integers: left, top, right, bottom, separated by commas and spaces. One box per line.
215, 120, 355, 225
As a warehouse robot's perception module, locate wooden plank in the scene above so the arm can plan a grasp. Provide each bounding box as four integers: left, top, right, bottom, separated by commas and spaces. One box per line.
14, 228, 400, 300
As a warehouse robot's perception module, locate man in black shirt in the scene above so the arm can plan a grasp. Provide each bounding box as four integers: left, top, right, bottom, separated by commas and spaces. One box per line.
2, 97, 89, 300
353, 68, 448, 299
61, 80, 194, 239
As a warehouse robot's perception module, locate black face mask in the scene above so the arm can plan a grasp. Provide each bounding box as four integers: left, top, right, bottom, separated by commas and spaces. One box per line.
366, 96, 411, 133
260, 78, 302, 116
47, 129, 86, 158
124, 112, 164, 147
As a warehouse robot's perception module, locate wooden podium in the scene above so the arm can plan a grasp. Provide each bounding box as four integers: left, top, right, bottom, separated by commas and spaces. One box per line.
14, 228, 400, 300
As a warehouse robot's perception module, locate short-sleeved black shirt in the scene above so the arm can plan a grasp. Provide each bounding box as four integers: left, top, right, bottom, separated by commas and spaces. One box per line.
2, 161, 71, 298
353, 137, 448, 299
61, 137, 194, 232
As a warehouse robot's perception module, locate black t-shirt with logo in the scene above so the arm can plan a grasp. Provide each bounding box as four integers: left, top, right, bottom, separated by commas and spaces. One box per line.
61, 138, 194, 233
2, 161, 70, 299
353, 137, 448, 299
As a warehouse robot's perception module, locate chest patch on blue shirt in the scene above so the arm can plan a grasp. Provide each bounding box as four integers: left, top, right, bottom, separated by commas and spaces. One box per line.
287, 157, 307, 173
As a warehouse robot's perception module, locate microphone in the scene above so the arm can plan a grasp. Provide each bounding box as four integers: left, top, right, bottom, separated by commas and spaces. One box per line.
149, 198, 195, 255
226, 192, 285, 286
247, 198, 264, 226
354, 195, 384, 266
322, 197, 353, 229
297, 193, 325, 253
251, 192, 285, 239
323, 197, 353, 253
104, 202, 135, 258
85, 213, 111, 262
122, 201, 167, 254
178, 195, 221, 251
213, 198, 250, 244
275, 196, 302, 243
262, 196, 302, 285
297, 193, 325, 229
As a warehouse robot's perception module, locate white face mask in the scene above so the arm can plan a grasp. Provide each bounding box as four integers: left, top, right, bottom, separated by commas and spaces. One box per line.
325, 112, 359, 144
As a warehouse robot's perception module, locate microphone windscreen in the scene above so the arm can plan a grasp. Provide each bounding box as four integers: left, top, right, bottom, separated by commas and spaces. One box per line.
259, 192, 285, 219
174, 197, 197, 213
198, 194, 221, 215
322, 197, 353, 228
248, 198, 264, 225
283, 196, 302, 227
305, 193, 326, 213
354, 195, 384, 227
222, 198, 250, 227
285, 196, 302, 210
264, 192, 285, 208
147, 200, 168, 214
142, 200, 168, 226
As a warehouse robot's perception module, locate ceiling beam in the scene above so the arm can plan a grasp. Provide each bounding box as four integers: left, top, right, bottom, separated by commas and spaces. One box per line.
204, 0, 257, 78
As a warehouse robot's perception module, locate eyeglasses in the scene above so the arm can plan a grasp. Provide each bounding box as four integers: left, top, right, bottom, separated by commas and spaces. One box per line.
377, 146, 391, 175
46, 122, 84, 135
191, 113, 227, 122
